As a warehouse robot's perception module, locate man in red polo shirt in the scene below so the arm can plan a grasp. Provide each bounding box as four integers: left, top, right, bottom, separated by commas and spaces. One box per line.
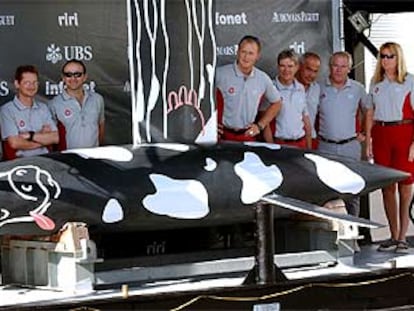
215, 35, 281, 142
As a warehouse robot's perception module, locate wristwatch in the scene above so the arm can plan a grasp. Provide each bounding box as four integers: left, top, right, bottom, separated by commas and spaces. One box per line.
28, 131, 35, 141
256, 123, 265, 132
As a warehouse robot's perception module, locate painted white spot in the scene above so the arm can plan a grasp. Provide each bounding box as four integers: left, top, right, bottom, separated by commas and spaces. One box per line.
234, 152, 283, 204
204, 157, 217, 171
244, 141, 282, 150
143, 174, 209, 219
64, 146, 133, 162
140, 143, 190, 152
102, 198, 124, 223
305, 153, 365, 194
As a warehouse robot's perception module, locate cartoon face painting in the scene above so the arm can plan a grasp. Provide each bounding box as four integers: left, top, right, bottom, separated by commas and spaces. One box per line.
0, 165, 61, 231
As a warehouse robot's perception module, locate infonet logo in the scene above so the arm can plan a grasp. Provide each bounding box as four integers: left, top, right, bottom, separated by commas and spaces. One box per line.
46, 43, 93, 64
215, 12, 248, 25
45, 80, 96, 96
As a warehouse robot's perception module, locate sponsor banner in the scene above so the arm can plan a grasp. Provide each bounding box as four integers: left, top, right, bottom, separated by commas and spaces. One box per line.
0, 0, 131, 145
215, 0, 334, 78
126, 0, 333, 144
0, 0, 334, 145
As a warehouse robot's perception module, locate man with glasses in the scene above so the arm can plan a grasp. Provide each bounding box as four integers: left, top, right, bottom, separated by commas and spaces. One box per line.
49, 59, 105, 150
0, 65, 58, 160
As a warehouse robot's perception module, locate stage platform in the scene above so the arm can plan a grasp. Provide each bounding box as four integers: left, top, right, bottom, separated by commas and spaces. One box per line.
1, 239, 414, 311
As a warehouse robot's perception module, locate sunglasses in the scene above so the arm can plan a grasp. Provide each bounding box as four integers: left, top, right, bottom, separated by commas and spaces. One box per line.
63, 72, 84, 78
380, 53, 396, 59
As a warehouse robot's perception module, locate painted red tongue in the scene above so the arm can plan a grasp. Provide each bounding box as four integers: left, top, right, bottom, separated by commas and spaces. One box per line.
30, 212, 55, 231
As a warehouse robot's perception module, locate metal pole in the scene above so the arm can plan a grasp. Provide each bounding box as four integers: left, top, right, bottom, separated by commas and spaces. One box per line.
254, 202, 275, 284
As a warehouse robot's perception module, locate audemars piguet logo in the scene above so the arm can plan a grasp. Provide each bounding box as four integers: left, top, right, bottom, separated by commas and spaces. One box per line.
216, 44, 238, 56
272, 11, 320, 23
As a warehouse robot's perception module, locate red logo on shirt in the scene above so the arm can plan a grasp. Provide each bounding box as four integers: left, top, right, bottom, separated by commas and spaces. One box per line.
228, 87, 235, 94
18, 120, 25, 128
64, 108, 72, 118
374, 87, 379, 94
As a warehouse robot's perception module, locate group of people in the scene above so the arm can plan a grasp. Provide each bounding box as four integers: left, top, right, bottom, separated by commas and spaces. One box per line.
0, 37, 412, 253
0, 60, 105, 160
216, 35, 414, 253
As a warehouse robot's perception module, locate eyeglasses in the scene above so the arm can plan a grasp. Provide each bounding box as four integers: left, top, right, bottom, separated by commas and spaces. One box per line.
63, 72, 84, 78
21, 81, 39, 87
380, 53, 396, 59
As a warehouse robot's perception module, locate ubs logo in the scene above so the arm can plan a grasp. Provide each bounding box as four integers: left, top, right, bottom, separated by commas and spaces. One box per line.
0, 81, 9, 96
46, 43, 93, 64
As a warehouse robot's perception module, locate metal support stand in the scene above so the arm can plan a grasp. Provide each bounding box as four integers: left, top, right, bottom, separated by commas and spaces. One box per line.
244, 202, 287, 285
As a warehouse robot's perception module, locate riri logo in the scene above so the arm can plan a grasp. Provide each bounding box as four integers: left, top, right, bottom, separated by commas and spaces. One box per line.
58, 12, 79, 27
0, 15, 15, 26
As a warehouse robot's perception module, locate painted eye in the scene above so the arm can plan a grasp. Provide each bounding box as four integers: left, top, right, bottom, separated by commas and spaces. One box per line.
15, 169, 28, 177
0, 208, 10, 221
20, 184, 33, 192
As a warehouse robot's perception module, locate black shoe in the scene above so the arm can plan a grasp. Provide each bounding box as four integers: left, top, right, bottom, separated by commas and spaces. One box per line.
377, 238, 398, 252
395, 240, 410, 253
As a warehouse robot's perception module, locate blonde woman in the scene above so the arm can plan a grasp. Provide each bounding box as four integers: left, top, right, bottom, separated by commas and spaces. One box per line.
366, 42, 414, 252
